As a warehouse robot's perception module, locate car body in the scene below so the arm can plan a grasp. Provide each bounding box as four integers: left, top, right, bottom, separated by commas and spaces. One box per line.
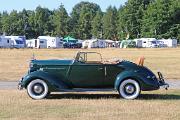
18, 52, 169, 100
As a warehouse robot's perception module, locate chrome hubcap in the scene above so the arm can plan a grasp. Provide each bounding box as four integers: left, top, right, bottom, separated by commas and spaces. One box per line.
33, 84, 43, 94
125, 85, 135, 94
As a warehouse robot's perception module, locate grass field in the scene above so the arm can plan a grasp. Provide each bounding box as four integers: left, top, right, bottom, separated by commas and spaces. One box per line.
0, 48, 180, 81
0, 48, 180, 120
0, 89, 179, 120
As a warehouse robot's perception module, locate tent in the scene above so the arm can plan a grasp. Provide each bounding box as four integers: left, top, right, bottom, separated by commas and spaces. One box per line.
63, 36, 77, 43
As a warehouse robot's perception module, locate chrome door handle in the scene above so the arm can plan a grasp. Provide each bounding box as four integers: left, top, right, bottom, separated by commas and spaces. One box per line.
98, 68, 103, 70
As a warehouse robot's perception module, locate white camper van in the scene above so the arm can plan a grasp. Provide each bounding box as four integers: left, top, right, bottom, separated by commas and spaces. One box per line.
26, 39, 47, 48
140, 38, 158, 48
0, 36, 11, 48
158, 39, 177, 48
38, 36, 63, 48
82, 39, 106, 48
5, 36, 25, 48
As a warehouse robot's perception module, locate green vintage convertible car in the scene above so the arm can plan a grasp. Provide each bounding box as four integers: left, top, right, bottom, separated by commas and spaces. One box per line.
18, 52, 169, 100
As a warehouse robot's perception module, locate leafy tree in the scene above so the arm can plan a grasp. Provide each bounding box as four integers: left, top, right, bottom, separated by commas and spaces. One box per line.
52, 4, 69, 37
141, 0, 176, 39
102, 6, 118, 40
118, 0, 152, 39
33, 6, 52, 37
1, 11, 11, 35
91, 11, 103, 39
164, 0, 180, 41
70, 1, 101, 38
0, 13, 2, 34
78, 6, 93, 39
0, 0, 179, 41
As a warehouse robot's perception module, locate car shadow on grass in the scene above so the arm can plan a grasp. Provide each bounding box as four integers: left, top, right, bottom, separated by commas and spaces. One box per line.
138, 94, 180, 100
48, 93, 119, 99
47, 93, 180, 100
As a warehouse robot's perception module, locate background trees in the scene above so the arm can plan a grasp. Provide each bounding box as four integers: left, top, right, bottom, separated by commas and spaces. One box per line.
102, 6, 118, 40
52, 4, 69, 37
70, 1, 101, 39
0, 0, 179, 42
91, 11, 103, 39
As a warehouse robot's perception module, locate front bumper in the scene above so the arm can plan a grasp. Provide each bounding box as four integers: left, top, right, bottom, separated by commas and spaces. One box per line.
18, 78, 23, 90
157, 72, 169, 90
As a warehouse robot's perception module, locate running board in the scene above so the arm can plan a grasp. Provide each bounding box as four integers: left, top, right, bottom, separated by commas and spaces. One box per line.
59, 88, 115, 92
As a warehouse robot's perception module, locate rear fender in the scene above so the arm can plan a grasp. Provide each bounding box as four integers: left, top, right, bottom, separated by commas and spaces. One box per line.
21, 71, 69, 91
114, 71, 145, 91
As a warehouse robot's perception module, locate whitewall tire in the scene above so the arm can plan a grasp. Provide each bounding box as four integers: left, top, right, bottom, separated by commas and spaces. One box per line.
27, 79, 49, 100
119, 79, 140, 100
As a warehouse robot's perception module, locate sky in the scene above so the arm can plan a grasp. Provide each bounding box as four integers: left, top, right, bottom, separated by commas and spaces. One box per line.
0, 0, 127, 14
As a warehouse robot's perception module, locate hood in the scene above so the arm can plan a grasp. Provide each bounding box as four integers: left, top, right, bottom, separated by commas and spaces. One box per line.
31, 59, 74, 65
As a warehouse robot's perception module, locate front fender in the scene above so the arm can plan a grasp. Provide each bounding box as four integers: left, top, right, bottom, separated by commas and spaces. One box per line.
21, 71, 69, 91
114, 70, 159, 91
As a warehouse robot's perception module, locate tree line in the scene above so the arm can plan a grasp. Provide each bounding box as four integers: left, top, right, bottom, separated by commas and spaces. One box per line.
0, 0, 179, 42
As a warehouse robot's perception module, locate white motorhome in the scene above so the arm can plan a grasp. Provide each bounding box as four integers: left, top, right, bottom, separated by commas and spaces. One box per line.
0, 36, 11, 48
133, 39, 143, 48
140, 38, 158, 48
38, 36, 63, 48
158, 39, 177, 48
26, 39, 47, 48
5, 36, 25, 48
104, 40, 117, 47
82, 39, 106, 48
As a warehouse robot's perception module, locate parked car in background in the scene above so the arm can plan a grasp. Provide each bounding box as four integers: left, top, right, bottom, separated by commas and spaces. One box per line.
63, 42, 82, 48
18, 52, 169, 100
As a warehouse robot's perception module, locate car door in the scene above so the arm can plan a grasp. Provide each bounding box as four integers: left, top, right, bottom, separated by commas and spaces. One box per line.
68, 52, 105, 88
103, 64, 124, 87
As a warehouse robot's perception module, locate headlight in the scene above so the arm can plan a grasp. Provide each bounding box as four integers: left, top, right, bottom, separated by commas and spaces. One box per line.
29, 62, 33, 68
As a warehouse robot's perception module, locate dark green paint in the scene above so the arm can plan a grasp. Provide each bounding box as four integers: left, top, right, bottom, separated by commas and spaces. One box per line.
20, 52, 163, 92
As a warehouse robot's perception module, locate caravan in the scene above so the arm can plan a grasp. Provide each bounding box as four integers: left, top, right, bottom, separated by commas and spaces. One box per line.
82, 39, 106, 48
0, 36, 11, 48
26, 39, 47, 48
38, 36, 63, 48
5, 36, 25, 48
140, 38, 158, 48
26, 36, 63, 48
158, 39, 177, 48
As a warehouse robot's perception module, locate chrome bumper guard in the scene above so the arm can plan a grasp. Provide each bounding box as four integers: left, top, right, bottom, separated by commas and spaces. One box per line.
157, 72, 169, 90
18, 78, 23, 90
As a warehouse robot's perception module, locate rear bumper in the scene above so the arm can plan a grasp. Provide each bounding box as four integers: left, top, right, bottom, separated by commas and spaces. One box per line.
157, 72, 169, 90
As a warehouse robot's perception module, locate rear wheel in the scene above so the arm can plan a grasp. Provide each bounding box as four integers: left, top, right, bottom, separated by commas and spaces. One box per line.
27, 79, 49, 100
119, 79, 140, 100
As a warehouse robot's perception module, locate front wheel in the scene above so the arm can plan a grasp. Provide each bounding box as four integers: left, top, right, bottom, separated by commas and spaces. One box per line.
119, 79, 141, 100
27, 79, 49, 100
